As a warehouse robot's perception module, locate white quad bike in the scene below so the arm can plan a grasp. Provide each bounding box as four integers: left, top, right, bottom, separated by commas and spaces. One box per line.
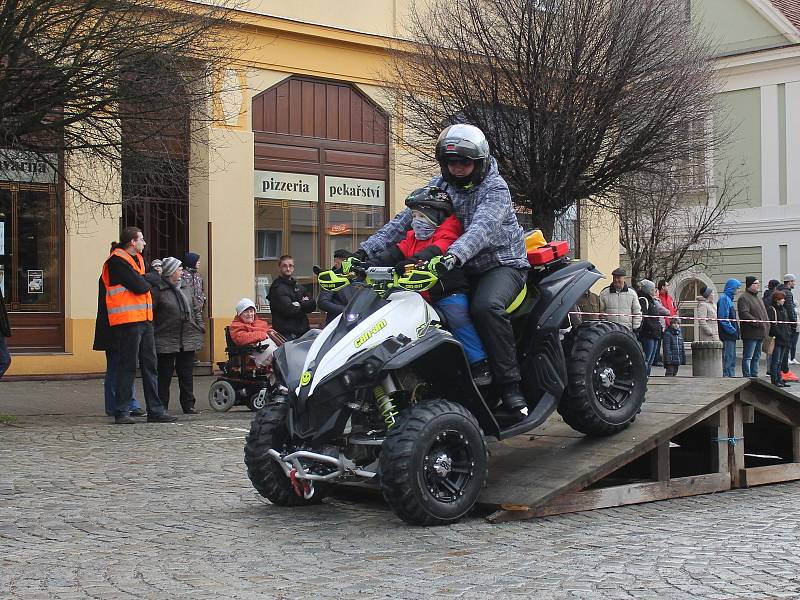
244, 257, 647, 525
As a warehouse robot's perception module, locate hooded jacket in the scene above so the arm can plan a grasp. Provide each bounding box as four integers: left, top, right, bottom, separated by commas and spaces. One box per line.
360, 158, 529, 274
717, 278, 741, 341
598, 283, 642, 330
695, 295, 719, 341
662, 322, 686, 365
738, 286, 770, 340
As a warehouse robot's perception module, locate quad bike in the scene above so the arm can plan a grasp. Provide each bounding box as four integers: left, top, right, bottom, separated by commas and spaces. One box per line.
244, 254, 647, 525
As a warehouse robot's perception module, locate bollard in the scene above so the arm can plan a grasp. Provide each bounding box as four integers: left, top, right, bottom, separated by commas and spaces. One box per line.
691, 340, 723, 377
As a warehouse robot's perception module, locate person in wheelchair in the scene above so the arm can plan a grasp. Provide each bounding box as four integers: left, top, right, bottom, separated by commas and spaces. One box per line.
229, 298, 282, 367
364, 186, 492, 386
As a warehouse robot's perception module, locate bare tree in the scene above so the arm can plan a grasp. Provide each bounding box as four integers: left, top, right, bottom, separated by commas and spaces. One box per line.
0, 0, 243, 208
388, 0, 721, 237
616, 168, 741, 286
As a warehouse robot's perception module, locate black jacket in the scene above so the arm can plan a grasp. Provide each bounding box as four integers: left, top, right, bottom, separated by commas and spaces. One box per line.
0, 286, 10, 338
268, 275, 316, 337
769, 304, 792, 346
318, 283, 363, 325
93, 277, 114, 351
777, 284, 798, 330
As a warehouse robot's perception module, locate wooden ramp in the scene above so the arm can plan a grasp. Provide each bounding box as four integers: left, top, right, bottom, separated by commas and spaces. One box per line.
481, 377, 800, 523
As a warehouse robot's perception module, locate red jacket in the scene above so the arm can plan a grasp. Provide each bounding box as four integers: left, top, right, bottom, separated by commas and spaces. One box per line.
659, 290, 677, 317
229, 315, 271, 346
396, 214, 462, 258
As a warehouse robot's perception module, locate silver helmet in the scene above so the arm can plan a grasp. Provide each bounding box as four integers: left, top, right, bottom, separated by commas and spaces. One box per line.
435, 124, 491, 186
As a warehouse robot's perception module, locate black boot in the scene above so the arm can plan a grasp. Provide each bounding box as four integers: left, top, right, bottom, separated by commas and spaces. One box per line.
470, 360, 493, 387
501, 382, 527, 414
147, 412, 178, 423
114, 415, 136, 425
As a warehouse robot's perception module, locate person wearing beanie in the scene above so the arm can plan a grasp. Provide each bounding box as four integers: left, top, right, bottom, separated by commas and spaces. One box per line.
718, 278, 741, 377
180, 251, 206, 312
662, 317, 686, 377
695, 286, 719, 342
229, 298, 278, 367
150, 256, 205, 414
763, 279, 780, 308
598, 267, 642, 332
738, 276, 768, 378
767, 291, 792, 387
778, 274, 799, 370
637, 279, 670, 376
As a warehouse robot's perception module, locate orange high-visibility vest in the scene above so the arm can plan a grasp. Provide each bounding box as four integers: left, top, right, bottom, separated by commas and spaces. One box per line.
101, 248, 153, 326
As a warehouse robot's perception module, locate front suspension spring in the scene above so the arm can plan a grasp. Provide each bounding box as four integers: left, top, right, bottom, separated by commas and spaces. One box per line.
374, 385, 399, 429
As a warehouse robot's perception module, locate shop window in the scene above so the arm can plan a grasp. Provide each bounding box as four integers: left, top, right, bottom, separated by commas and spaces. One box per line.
326, 203, 385, 266
0, 183, 61, 313
255, 229, 282, 260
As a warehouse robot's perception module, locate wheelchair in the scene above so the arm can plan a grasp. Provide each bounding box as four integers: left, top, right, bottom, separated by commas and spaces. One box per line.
207, 327, 282, 412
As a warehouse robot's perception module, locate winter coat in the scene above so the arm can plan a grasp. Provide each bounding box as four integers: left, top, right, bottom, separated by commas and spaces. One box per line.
658, 290, 678, 317
598, 284, 642, 330
360, 158, 529, 274
181, 267, 206, 311
0, 286, 10, 338
768, 303, 792, 347
268, 275, 316, 338
318, 283, 364, 325
662, 326, 686, 365
639, 294, 670, 339
717, 278, 741, 341
229, 315, 272, 346
777, 283, 798, 331
738, 289, 769, 340
150, 277, 205, 354
370, 214, 469, 300
695, 296, 719, 342
93, 277, 114, 351
576, 290, 601, 321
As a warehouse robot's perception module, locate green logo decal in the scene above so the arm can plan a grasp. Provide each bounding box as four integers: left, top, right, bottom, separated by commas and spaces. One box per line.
300, 371, 312, 386
354, 319, 388, 348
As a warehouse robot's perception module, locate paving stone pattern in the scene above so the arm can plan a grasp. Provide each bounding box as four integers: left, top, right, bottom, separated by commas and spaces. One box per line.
2, 382, 800, 598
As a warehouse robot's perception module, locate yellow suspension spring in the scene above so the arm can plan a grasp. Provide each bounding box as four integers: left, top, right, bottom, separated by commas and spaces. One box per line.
374, 385, 399, 429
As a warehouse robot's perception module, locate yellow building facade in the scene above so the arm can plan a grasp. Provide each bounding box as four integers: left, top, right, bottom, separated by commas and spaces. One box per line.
5, 2, 618, 377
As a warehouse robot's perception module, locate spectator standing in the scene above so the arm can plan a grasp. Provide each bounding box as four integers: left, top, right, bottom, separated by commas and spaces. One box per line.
181, 252, 206, 311
662, 317, 686, 377
763, 279, 780, 307
268, 255, 316, 340
598, 267, 642, 332
0, 286, 11, 379
100, 227, 176, 424
151, 259, 163, 275
767, 291, 792, 387
576, 289, 602, 321
778, 274, 799, 368
718, 278, 741, 377
151, 257, 204, 414
653, 279, 677, 367
317, 249, 362, 325
638, 279, 670, 376
695, 286, 719, 342
738, 276, 769, 379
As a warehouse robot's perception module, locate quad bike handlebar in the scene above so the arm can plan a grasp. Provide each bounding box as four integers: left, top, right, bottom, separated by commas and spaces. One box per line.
315, 255, 455, 294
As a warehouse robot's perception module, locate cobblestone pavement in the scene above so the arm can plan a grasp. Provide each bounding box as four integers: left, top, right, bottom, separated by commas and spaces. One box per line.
2, 379, 800, 599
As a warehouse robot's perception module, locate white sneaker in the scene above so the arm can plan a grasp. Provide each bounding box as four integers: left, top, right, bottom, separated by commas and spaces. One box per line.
790, 359, 799, 365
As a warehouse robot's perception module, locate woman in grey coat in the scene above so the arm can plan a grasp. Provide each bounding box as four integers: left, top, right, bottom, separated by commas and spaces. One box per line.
151, 257, 205, 414
695, 286, 720, 342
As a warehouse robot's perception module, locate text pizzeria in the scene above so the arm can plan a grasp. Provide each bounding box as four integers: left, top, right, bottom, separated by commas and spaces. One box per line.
262, 178, 311, 193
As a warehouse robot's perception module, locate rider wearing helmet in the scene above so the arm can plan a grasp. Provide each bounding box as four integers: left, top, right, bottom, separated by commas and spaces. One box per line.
359, 124, 529, 415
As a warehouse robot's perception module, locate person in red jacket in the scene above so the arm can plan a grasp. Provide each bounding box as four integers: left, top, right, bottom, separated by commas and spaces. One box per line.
229, 298, 277, 366
366, 187, 492, 388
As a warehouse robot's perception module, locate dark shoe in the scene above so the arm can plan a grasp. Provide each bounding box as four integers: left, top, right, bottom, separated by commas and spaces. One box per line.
129, 409, 147, 417
501, 382, 528, 414
147, 413, 178, 423
470, 360, 493, 387
780, 382, 791, 388
183, 407, 199, 415
114, 416, 136, 425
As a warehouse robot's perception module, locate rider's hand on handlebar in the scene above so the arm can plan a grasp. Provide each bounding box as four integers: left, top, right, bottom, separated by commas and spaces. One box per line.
427, 254, 457, 276
394, 258, 417, 275
341, 256, 364, 275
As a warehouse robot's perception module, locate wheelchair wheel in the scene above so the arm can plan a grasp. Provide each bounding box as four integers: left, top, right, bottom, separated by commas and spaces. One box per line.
247, 389, 268, 412
208, 380, 237, 412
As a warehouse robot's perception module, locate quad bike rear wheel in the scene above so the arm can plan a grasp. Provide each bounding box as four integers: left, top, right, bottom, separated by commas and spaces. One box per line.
244, 402, 329, 506
558, 321, 647, 437
208, 380, 236, 412
379, 399, 487, 526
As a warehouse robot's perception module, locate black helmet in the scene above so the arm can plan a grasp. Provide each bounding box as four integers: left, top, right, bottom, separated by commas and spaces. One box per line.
405, 186, 453, 225
435, 124, 491, 186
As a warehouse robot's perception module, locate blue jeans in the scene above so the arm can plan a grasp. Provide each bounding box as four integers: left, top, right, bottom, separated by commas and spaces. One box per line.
104, 350, 141, 416
742, 338, 763, 378
435, 293, 488, 365
0, 335, 11, 379
770, 344, 788, 383
722, 339, 737, 377
641, 337, 659, 377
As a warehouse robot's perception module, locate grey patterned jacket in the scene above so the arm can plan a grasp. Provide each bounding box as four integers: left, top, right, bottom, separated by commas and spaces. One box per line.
360, 158, 529, 274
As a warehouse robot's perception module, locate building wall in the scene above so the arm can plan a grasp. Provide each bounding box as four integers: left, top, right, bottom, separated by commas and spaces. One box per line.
693, 0, 789, 54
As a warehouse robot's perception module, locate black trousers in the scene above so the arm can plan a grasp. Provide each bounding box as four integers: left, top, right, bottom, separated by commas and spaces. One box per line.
114, 322, 165, 418
469, 266, 527, 385
157, 350, 196, 412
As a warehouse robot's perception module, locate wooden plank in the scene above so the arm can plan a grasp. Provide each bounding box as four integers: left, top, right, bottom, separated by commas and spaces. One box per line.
740, 386, 800, 427
712, 405, 729, 475
301, 81, 315, 137
742, 405, 755, 424
650, 442, 670, 481
728, 401, 745, 487
288, 79, 302, 135
485, 473, 731, 523
740, 463, 800, 487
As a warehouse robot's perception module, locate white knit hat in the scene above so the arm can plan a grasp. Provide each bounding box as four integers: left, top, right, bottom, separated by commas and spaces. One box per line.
235, 298, 256, 316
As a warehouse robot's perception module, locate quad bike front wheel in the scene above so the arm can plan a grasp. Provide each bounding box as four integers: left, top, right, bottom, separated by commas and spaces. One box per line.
379, 399, 487, 526
558, 321, 647, 437
208, 380, 236, 412
244, 402, 329, 506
